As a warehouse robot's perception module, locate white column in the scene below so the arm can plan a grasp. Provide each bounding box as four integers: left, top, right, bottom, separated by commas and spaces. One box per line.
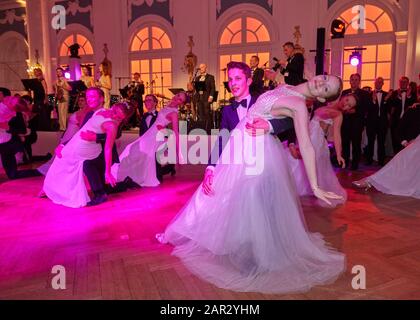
394, 31, 408, 87
405, 0, 420, 82
330, 38, 344, 78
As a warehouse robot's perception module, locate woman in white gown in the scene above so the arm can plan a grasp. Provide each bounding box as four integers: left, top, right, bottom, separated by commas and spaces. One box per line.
43, 102, 134, 208
111, 92, 186, 187
287, 94, 357, 207
353, 134, 420, 199
158, 74, 346, 294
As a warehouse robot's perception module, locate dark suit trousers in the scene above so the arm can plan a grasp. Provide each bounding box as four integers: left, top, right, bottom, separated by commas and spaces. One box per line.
83, 151, 106, 197
391, 120, 403, 154
197, 94, 211, 132
366, 119, 387, 164
0, 139, 41, 179
341, 117, 364, 168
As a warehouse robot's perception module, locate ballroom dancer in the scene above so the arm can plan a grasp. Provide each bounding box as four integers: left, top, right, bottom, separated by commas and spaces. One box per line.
287, 94, 357, 207
43, 102, 134, 208
353, 131, 420, 199
157, 73, 346, 294
111, 92, 186, 187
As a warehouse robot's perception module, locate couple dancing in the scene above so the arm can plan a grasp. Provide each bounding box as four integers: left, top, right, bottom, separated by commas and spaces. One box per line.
157, 62, 347, 294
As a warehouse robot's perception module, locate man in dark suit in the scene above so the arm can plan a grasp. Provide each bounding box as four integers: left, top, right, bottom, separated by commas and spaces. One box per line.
249, 55, 265, 96
202, 61, 293, 194
140, 94, 175, 182
124, 72, 145, 128
0, 96, 41, 180
366, 77, 390, 166
398, 102, 420, 149
341, 73, 371, 170
193, 63, 216, 133
279, 42, 305, 86
387, 76, 417, 154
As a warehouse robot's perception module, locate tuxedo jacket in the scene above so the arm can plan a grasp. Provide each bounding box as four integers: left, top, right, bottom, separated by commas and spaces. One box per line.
0, 112, 26, 153
388, 90, 417, 127
341, 88, 371, 124
398, 104, 420, 143
194, 74, 216, 100
280, 53, 305, 86
139, 111, 158, 136
208, 96, 293, 166
250, 67, 265, 96
367, 89, 390, 127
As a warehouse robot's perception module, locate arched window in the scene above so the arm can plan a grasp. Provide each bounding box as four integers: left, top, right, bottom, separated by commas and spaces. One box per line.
337, 5, 394, 90
218, 16, 271, 99
130, 26, 172, 98
60, 34, 94, 57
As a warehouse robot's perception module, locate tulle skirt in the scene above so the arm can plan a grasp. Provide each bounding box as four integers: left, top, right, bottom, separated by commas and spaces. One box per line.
366, 135, 420, 199
163, 121, 346, 294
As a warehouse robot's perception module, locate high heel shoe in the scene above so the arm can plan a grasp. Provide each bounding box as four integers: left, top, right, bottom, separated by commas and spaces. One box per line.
352, 179, 372, 191
155, 233, 168, 244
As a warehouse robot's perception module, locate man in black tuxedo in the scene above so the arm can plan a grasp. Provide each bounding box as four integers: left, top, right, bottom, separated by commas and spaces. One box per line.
203, 61, 293, 194
193, 63, 216, 133
140, 94, 175, 182
124, 72, 145, 128
366, 77, 390, 166
249, 55, 265, 96
341, 73, 371, 170
387, 76, 417, 154
398, 102, 420, 149
279, 42, 305, 86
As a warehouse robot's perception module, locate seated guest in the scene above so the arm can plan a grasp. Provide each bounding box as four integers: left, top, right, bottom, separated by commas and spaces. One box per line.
0, 96, 41, 180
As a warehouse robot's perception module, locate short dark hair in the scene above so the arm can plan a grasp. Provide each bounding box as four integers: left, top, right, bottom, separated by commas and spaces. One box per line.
251, 55, 260, 63
283, 42, 295, 49
350, 73, 361, 80
144, 94, 158, 104
133, 72, 140, 76
0, 87, 11, 97
21, 94, 33, 104
227, 61, 252, 79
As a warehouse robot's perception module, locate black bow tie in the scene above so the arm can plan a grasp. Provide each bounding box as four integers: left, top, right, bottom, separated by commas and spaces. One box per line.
232, 99, 248, 109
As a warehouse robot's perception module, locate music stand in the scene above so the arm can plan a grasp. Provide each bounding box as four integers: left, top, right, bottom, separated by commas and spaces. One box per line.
168, 88, 185, 95
21, 78, 43, 95
68, 80, 87, 95
223, 81, 231, 93
119, 88, 129, 99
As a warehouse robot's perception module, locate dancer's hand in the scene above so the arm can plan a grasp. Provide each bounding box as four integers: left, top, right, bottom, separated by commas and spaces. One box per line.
337, 155, 346, 168
245, 118, 269, 136
202, 168, 215, 196
105, 171, 117, 187
80, 130, 96, 142
55, 144, 64, 158
312, 186, 343, 206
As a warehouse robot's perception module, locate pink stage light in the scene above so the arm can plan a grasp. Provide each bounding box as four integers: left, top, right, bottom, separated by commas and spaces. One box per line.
349, 51, 361, 67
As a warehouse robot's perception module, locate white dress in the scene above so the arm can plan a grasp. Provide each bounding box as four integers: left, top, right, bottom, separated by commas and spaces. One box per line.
287, 116, 347, 207
366, 135, 420, 199
162, 86, 346, 294
43, 109, 113, 208
37, 113, 81, 175
111, 106, 177, 187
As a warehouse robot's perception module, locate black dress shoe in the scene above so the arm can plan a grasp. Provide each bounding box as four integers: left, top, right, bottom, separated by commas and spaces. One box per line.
87, 194, 108, 207
170, 168, 176, 176
123, 176, 140, 189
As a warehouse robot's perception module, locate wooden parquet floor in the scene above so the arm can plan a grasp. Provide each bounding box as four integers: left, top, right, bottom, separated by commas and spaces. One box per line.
1, 164, 420, 300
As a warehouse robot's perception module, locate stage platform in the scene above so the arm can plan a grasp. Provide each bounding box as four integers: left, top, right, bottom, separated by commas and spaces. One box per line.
1, 164, 420, 299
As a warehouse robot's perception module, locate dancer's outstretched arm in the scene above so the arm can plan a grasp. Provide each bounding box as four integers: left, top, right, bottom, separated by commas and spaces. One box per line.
168, 111, 182, 164
102, 121, 118, 187
332, 112, 345, 168
270, 97, 343, 205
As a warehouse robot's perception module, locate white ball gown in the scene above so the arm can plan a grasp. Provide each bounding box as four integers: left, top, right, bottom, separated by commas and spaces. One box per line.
43, 109, 112, 208
365, 135, 420, 199
111, 106, 176, 187
287, 115, 347, 207
37, 113, 81, 175
162, 86, 346, 294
